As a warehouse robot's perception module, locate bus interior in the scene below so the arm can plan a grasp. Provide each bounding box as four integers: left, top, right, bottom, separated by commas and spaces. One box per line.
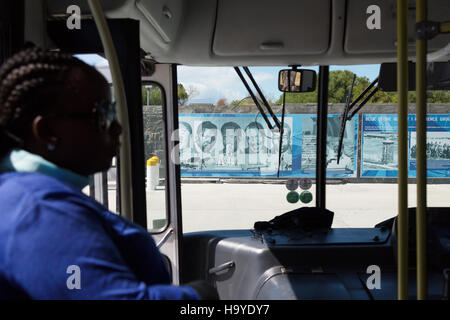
2, 0, 450, 300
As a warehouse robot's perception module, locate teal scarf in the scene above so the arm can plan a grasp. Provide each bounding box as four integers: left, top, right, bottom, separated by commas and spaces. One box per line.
0, 149, 91, 190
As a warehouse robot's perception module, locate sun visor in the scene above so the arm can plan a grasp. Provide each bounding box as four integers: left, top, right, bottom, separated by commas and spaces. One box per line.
135, 0, 184, 44
212, 0, 331, 57
344, 0, 450, 54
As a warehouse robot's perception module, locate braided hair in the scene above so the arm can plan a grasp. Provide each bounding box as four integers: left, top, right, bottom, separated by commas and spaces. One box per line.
0, 47, 93, 158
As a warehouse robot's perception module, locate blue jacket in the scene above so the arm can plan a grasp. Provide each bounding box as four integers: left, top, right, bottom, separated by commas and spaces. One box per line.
0, 171, 199, 300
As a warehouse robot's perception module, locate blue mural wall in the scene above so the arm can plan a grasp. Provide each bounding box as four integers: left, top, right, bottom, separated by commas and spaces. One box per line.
179, 113, 358, 178
361, 114, 450, 178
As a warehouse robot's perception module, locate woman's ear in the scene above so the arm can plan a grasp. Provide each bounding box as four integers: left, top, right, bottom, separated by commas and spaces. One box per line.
31, 116, 58, 148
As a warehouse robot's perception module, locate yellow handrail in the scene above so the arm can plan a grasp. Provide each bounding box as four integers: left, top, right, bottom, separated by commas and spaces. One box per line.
397, 0, 409, 300
440, 21, 450, 33
416, 0, 428, 300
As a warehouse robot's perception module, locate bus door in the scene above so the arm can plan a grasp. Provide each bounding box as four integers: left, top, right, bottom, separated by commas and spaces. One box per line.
142, 64, 184, 285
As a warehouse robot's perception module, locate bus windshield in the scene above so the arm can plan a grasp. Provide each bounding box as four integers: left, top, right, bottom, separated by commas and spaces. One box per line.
172, 65, 450, 233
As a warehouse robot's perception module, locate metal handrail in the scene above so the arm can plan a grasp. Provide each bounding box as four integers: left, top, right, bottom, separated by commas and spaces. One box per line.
87, 0, 133, 221
416, 0, 428, 300
397, 0, 409, 300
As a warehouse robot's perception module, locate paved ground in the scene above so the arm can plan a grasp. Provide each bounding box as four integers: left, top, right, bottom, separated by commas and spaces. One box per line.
102, 183, 450, 233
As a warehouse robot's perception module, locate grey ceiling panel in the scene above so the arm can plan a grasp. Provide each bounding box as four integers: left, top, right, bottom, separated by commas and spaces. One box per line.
213, 0, 331, 56
345, 0, 450, 55
42, 0, 449, 66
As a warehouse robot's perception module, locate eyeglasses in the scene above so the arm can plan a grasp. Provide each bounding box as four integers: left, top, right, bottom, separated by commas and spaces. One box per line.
46, 100, 118, 132
95, 100, 118, 132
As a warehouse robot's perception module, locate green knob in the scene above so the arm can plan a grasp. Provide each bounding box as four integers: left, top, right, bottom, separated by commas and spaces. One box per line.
286, 191, 300, 203
300, 191, 313, 204
286, 179, 298, 191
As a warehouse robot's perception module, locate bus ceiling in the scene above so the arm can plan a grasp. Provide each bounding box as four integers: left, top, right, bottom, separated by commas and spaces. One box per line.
38, 0, 450, 66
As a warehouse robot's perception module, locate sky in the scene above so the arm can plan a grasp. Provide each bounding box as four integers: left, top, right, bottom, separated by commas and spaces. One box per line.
76, 54, 380, 105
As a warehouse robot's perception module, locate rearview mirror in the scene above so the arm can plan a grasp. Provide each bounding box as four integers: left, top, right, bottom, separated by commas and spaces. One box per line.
278, 69, 317, 93
378, 62, 450, 92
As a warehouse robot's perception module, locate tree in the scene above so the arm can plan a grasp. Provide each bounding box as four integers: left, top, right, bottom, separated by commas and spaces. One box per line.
142, 85, 162, 105
178, 84, 189, 106
216, 98, 227, 107
230, 96, 256, 106
141, 83, 195, 106
278, 70, 450, 104
230, 95, 277, 107
186, 85, 199, 102
426, 90, 450, 103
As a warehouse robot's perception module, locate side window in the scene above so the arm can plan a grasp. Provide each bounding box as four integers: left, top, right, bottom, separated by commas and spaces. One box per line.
142, 83, 168, 231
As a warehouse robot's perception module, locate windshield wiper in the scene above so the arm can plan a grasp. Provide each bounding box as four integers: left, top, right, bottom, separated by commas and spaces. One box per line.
336, 75, 379, 163
336, 74, 356, 164
234, 66, 281, 131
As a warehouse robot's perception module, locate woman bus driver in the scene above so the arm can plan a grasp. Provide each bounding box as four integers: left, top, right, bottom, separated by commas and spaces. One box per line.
0, 47, 215, 299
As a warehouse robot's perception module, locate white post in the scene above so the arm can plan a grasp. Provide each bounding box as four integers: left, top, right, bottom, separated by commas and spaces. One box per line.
146, 156, 160, 191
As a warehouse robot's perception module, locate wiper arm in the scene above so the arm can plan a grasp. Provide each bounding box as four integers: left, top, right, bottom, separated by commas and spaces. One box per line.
336, 76, 379, 163
242, 66, 281, 130
234, 67, 281, 131
347, 77, 379, 119
337, 74, 356, 164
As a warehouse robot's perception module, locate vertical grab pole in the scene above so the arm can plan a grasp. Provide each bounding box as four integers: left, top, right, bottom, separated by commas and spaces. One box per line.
316, 66, 329, 209
397, 0, 409, 300
87, 0, 133, 221
416, 0, 428, 300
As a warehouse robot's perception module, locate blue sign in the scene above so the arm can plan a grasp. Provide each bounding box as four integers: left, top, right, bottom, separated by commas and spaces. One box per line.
409, 114, 450, 178
361, 114, 450, 178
